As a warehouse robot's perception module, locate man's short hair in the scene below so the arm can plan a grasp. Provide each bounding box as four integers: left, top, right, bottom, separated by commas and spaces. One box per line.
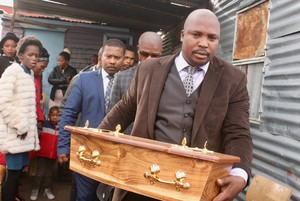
102, 39, 126, 55
125, 45, 135, 52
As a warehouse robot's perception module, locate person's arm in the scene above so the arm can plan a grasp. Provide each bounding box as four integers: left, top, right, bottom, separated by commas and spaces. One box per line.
57, 74, 83, 164
222, 74, 252, 175
59, 74, 79, 116
62, 66, 78, 84
0, 65, 29, 135
36, 102, 44, 135
214, 74, 252, 201
67, 66, 78, 80
48, 67, 68, 86
36, 78, 45, 127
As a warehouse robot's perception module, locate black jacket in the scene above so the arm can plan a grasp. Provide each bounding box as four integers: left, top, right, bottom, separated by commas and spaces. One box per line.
0, 55, 18, 78
48, 65, 77, 100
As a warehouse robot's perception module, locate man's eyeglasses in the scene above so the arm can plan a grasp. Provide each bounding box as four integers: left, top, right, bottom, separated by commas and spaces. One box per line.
138, 51, 161, 58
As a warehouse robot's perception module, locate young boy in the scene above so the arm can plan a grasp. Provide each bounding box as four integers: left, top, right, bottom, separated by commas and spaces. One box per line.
30, 106, 60, 200
0, 36, 42, 201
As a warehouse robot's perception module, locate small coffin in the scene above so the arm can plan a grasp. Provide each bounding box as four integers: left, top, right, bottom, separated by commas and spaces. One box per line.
66, 126, 240, 201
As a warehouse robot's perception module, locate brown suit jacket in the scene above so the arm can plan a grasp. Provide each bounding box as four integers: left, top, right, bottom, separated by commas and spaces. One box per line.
99, 54, 253, 201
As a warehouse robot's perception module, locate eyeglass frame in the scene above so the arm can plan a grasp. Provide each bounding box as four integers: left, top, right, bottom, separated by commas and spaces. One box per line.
138, 50, 161, 58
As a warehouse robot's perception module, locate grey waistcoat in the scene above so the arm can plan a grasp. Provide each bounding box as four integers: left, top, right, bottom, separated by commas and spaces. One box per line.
154, 63, 200, 146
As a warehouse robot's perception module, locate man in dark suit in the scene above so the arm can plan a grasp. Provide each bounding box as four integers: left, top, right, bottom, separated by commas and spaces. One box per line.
109, 31, 163, 134
99, 9, 252, 201
58, 39, 126, 201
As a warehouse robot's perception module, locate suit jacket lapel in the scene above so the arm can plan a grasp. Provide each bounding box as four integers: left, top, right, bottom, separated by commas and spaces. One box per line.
191, 57, 224, 143
95, 70, 105, 116
148, 55, 177, 138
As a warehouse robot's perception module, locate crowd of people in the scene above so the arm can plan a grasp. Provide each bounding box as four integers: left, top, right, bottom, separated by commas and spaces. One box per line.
0, 8, 252, 201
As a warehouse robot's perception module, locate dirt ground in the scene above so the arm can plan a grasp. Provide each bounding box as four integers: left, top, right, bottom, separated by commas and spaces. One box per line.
18, 158, 72, 201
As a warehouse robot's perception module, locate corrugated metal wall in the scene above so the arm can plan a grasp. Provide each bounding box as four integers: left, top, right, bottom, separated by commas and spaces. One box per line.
214, 0, 240, 61
214, 0, 300, 200
64, 26, 140, 69
261, 0, 300, 199
1, 18, 24, 39
161, 22, 183, 56
64, 26, 105, 69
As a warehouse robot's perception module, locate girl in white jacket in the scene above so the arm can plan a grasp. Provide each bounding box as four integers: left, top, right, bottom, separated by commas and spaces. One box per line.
0, 36, 43, 201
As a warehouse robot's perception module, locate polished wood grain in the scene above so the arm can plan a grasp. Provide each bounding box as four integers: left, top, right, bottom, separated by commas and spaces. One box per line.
67, 126, 240, 201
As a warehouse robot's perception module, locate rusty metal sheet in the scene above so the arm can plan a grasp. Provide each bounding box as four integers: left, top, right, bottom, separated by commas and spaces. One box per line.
233, 1, 269, 60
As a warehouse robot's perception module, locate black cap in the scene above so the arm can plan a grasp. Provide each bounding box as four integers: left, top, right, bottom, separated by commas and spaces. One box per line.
0, 32, 19, 48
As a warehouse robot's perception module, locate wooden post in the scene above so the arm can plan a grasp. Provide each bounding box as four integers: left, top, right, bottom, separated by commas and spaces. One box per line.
10, 0, 19, 32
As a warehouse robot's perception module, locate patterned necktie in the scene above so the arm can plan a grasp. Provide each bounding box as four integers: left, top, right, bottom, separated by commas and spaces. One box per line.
183, 66, 196, 97
105, 74, 114, 114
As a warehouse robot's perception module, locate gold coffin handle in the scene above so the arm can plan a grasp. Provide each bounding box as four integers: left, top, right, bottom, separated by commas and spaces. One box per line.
76, 145, 101, 167
144, 164, 190, 191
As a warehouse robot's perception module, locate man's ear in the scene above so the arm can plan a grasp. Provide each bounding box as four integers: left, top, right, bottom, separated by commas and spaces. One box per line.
180, 30, 184, 42
18, 53, 23, 61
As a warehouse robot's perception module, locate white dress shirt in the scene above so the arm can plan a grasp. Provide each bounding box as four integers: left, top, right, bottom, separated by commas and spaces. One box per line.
175, 52, 208, 92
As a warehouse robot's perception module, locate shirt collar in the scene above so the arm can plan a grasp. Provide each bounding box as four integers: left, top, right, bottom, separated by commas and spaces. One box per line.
175, 51, 209, 74
101, 68, 109, 78
20, 65, 31, 75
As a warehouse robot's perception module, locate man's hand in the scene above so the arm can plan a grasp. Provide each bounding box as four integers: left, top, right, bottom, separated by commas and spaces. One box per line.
57, 154, 70, 165
66, 76, 71, 84
213, 175, 246, 201
37, 121, 43, 136
19, 132, 27, 140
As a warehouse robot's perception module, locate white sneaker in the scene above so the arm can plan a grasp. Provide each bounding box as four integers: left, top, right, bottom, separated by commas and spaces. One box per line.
30, 188, 39, 200
44, 188, 55, 200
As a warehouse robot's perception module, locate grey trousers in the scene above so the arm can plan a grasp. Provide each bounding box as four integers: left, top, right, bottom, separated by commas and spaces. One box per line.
33, 156, 56, 189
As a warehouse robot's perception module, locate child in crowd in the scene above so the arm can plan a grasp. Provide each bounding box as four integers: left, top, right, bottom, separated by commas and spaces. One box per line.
0, 36, 42, 201
30, 106, 60, 200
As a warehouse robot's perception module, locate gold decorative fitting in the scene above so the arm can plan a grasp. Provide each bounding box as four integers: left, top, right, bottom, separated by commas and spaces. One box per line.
83, 120, 89, 129
172, 138, 214, 153
81, 123, 124, 136
144, 164, 190, 191
113, 124, 123, 136
76, 145, 101, 167
190, 141, 214, 153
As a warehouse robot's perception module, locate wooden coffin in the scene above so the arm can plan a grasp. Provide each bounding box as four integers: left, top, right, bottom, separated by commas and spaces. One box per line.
66, 125, 240, 201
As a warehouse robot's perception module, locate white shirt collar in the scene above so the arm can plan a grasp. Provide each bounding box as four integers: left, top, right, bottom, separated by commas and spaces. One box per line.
175, 51, 209, 74
101, 68, 109, 78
